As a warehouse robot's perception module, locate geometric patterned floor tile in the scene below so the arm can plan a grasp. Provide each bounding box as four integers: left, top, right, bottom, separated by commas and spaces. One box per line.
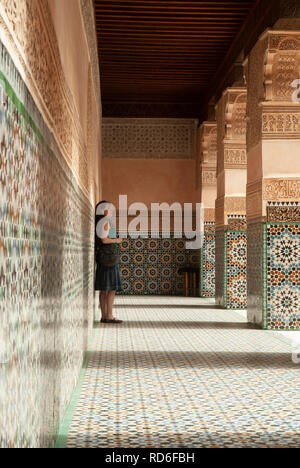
63, 296, 300, 448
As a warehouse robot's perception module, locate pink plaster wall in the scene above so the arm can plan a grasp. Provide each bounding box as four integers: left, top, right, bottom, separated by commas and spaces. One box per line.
102, 159, 200, 208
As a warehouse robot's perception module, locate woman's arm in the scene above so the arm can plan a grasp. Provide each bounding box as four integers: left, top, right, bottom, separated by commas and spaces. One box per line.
102, 237, 123, 244
100, 222, 123, 244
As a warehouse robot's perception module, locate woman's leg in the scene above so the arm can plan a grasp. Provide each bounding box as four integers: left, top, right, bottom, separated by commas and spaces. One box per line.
100, 291, 108, 319
106, 290, 116, 320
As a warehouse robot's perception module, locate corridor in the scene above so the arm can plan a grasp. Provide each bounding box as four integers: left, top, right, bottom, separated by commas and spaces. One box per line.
56, 297, 300, 449
1, 0, 300, 450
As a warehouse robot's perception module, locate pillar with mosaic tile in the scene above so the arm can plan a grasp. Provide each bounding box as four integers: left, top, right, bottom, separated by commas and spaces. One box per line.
215, 87, 248, 309
197, 121, 217, 297
246, 30, 300, 330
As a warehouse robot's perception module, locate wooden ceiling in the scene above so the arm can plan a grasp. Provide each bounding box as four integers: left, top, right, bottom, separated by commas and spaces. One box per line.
94, 0, 257, 117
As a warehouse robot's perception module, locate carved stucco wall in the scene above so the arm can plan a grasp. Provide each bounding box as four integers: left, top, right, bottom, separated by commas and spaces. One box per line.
215, 88, 247, 229
0, 0, 101, 202
197, 121, 217, 223
246, 30, 300, 222
102, 118, 198, 159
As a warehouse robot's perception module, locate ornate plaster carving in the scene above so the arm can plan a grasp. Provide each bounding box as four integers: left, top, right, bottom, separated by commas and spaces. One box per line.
102, 118, 198, 159
204, 209, 216, 223
201, 170, 217, 186
224, 148, 247, 167
0, 0, 97, 200
262, 110, 300, 137
197, 121, 217, 190
215, 196, 246, 228
200, 123, 218, 164
80, 0, 101, 118
224, 89, 247, 141
224, 197, 247, 215
265, 32, 300, 103
263, 178, 300, 200
267, 202, 300, 221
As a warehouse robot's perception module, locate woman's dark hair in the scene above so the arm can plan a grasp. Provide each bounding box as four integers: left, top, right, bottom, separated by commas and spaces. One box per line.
95, 200, 111, 221
95, 201, 112, 248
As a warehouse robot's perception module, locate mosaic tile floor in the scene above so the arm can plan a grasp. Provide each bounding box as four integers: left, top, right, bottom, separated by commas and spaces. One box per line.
58, 296, 300, 448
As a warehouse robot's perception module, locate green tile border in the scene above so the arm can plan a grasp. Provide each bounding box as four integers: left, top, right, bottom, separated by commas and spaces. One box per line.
54, 306, 101, 448
54, 307, 101, 448
54, 354, 90, 448
200, 236, 204, 297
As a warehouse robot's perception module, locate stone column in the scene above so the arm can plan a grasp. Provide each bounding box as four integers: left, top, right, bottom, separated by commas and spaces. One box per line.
215, 87, 248, 309
246, 30, 300, 330
197, 122, 217, 297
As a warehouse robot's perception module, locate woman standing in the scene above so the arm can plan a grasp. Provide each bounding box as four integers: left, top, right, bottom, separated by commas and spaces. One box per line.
95, 201, 124, 323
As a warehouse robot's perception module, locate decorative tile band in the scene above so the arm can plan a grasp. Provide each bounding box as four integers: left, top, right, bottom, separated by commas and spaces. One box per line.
118, 234, 200, 296
224, 231, 247, 309
227, 215, 247, 231
267, 202, 300, 222
0, 41, 95, 447
263, 223, 300, 330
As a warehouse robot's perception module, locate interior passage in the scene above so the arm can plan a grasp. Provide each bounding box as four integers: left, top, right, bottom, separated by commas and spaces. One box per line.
57, 297, 300, 449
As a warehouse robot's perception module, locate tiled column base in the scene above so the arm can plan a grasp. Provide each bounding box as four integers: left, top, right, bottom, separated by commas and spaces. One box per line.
224, 231, 247, 309
216, 230, 247, 309
247, 223, 263, 325
215, 230, 225, 307
200, 233, 216, 297
249, 222, 300, 330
